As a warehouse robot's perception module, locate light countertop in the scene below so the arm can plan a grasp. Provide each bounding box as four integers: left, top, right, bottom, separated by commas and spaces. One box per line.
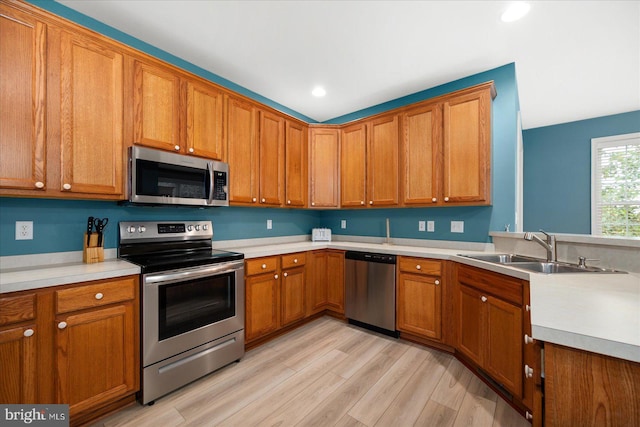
1, 240, 638, 363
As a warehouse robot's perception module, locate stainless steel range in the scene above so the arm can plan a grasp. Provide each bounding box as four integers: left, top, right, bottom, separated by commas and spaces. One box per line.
119, 220, 244, 405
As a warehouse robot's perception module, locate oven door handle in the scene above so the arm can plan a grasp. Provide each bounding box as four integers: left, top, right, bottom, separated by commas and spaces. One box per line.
144, 261, 243, 286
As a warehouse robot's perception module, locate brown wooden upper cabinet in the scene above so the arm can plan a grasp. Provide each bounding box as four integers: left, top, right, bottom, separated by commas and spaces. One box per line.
284, 120, 308, 207
443, 83, 494, 205
401, 82, 495, 207
226, 96, 286, 207
341, 114, 399, 207
1, 5, 124, 199
132, 59, 224, 160
309, 127, 340, 208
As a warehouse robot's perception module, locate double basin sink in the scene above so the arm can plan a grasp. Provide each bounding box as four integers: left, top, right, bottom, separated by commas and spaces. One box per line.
459, 254, 626, 274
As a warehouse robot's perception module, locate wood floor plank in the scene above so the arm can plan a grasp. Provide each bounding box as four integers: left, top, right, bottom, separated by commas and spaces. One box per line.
452, 392, 497, 427
415, 400, 458, 427
492, 397, 530, 427
466, 374, 498, 402
348, 344, 429, 425
374, 350, 450, 426
216, 349, 348, 426
334, 414, 368, 427
100, 405, 185, 427
430, 357, 474, 411
331, 332, 393, 379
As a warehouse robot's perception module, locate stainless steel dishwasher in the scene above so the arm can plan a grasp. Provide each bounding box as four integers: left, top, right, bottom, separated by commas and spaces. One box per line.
345, 251, 398, 337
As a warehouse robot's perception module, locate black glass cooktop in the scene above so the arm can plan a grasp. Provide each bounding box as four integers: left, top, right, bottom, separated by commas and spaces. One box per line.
121, 248, 244, 274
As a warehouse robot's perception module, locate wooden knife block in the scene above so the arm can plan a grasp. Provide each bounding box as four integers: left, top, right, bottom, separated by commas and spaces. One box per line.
83, 233, 104, 264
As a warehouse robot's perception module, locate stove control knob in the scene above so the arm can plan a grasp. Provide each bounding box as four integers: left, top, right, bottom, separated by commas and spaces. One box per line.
127, 226, 136, 233
203, 224, 209, 231
138, 226, 146, 233
187, 225, 194, 232
195, 225, 201, 231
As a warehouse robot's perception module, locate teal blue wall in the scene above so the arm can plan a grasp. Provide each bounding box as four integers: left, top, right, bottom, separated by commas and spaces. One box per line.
522, 110, 640, 233
0, 198, 321, 256
1, 3, 521, 256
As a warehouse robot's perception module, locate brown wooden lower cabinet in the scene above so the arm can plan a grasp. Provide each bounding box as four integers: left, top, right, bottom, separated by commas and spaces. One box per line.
0, 276, 139, 426
544, 342, 640, 427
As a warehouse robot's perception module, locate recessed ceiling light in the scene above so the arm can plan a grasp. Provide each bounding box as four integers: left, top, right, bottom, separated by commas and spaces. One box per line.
501, 1, 530, 22
312, 86, 326, 97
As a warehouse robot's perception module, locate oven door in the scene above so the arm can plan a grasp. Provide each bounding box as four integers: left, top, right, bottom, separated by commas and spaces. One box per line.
142, 260, 244, 367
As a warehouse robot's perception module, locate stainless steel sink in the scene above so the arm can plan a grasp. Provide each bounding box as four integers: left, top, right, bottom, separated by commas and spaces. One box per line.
459, 253, 541, 263
458, 254, 627, 274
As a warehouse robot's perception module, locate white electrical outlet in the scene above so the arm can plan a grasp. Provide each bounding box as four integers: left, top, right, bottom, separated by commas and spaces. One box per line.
15, 221, 33, 240
451, 221, 464, 233
418, 220, 426, 231
341, 220, 347, 229
266, 219, 272, 230
427, 221, 435, 232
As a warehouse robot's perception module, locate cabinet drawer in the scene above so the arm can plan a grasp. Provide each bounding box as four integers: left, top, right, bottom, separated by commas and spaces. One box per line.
398, 257, 441, 276
245, 257, 278, 276
456, 264, 523, 306
0, 293, 36, 326
56, 277, 136, 314
281, 252, 306, 269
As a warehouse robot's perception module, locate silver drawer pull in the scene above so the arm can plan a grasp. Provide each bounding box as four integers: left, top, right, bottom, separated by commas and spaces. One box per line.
524, 334, 534, 344
95, 292, 104, 300
525, 364, 534, 378
481, 296, 488, 302
24, 328, 34, 337
261, 264, 267, 269
58, 321, 67, 330
416, 265, 421, 270
434, 280, 440, 285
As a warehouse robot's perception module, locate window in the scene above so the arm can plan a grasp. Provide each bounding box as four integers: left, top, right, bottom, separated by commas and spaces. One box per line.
591, 133, 640, 237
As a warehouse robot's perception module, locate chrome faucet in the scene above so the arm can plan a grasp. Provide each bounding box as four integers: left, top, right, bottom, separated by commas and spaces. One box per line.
523, 229, 557, 261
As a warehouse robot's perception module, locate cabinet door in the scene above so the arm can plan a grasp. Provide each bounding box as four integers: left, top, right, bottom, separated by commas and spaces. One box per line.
284, 120, 308, 207
227, 96, 257, 204
443, 88, 491, 204
133, 60, 181, 152
0, 325, 37, 403
397, 272, 441, 340
401, 103, 442, 205
186, 80, 224, 160
281, 267, 306, 327
309, 128, 339, 208
55, 303, 136, 417
326, 251, 345, 313
258, 110, 285, 206
245, 272, 279, 341
367, 114, 399, 206
0, 6, 46, 191
457, 284, 484, 366
306, 251, 328, 316
59, 32, 123, 196
340, 123, 367, 207
485, 295, 523, 397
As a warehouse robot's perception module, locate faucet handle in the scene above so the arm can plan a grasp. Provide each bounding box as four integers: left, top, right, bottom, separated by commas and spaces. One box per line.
577, 256, 599, 268
539, 229, 551, 237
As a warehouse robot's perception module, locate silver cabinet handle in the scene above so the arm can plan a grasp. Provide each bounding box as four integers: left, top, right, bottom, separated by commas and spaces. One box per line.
526, 304, 530, 312
174, 145, 180, 151
524, 334, 534, 344
24, 328, 34, 337
481, 296, 488, 302
252, 197, 257, 202
360, 201, 365, 205
431, 197, 437, 202
311, 202, 316, 206
95, 292, 104, 300
444, 197, 449, 202
261, 198, 266, 203
58, 321, 67, 330
434, 280, 440, 285
287, 200, 291, 205
283, 272, 288, 277
35, 181, 44, 189
189, 147, 194, 153
293, 259, 298, 263
369, 200, 373, 205
526, 411, 533, 420
62, 183, 71, 190
261, 264, 267, 269
274, 274, 279, 279
525, 364, 534, 378
416, 265, 421, 270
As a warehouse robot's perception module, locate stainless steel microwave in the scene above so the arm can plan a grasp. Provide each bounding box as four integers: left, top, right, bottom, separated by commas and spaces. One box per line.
128, 146, 229, 207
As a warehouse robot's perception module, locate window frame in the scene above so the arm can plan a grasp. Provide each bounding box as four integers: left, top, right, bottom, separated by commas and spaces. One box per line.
591, 132, 640, 236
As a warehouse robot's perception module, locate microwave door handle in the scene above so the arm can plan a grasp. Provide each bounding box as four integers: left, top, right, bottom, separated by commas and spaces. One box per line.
207, 161, 214, 205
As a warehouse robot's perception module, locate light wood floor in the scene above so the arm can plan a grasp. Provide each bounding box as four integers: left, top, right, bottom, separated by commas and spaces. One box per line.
91, 317, 530, 427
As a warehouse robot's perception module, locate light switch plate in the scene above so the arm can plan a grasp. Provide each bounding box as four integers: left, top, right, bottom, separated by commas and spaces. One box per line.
451, 221, 464, 233
418, 220, 426, 231
266, 219, 272, 230
427, 221, 435, 232
341, 220, 347, 229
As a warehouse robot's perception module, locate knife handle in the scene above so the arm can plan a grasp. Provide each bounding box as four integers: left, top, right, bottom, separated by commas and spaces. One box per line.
87, 216, 94, 246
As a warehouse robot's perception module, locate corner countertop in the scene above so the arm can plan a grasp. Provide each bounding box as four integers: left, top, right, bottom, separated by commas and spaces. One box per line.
1, 240, 638, 364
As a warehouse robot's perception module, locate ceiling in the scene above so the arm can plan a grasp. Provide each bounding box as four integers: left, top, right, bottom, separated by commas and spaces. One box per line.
56, 0, 640, 129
